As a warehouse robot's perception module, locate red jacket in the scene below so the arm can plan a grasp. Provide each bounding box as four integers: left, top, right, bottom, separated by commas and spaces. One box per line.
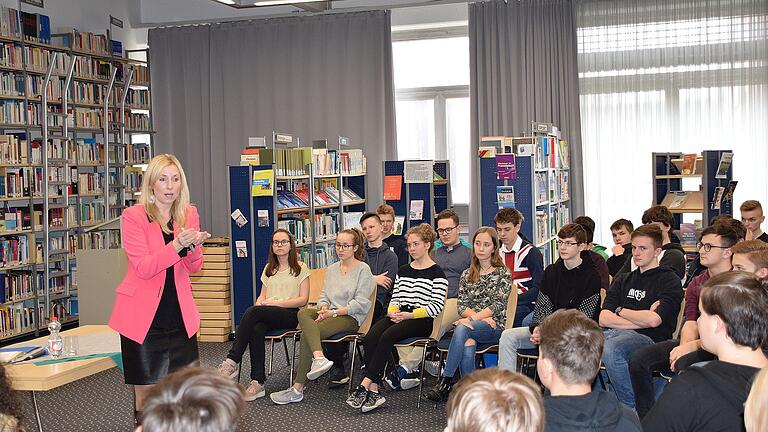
108, 204, 203, 344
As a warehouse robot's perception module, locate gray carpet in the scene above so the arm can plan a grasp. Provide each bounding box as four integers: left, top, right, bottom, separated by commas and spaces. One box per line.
16, 340, 448, 432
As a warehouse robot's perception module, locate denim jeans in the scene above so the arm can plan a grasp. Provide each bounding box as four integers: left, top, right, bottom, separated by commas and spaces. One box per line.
497, 326, 536, 372
443, 320, 503, 378
602, 328, 655, 409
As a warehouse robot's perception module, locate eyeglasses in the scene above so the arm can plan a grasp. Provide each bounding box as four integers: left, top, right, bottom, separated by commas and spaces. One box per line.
272, 240, 290, 246
556, 240, 580, 247
697, 242, 729, 252
406, 241, 423, 249
436, 226, 458, 235
335, 243, 354, 250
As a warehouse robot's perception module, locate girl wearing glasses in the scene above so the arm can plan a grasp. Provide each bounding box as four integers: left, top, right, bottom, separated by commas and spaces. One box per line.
217, 229, 310, 401
270, 228, 374, 405
347, 223, 448, 413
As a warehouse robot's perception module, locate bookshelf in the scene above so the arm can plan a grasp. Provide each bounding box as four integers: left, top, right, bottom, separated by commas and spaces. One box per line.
478, 123, 571, 266
0, 6, 154, 342
382, 159, 452, 232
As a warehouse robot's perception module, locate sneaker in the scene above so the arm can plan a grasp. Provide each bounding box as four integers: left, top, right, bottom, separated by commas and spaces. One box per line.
346, 385, 368, 409
243, 380, 265, 401
361, 391, 386, 413
328, 365, 349, 389
270, 387, 304, 405
383, 365, 408, 390
307, 357, 334, 380
399, 371, 421, 390
216, 359, 238, 380
425, 360, 441, 378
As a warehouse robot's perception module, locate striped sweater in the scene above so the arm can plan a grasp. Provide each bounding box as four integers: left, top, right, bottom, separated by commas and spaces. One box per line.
388, 264, 448, 319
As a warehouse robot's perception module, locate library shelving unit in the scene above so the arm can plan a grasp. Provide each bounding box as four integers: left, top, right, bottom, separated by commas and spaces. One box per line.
478, 123, 571, 266
382, 160, 452, 232
0, 7, 154, 343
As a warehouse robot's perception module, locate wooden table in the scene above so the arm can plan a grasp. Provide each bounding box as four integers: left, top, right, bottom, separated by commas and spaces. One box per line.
5, 325, 120, 431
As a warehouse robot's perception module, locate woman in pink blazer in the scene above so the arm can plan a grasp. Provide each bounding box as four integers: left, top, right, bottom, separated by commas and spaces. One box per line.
108, 154, 210, 417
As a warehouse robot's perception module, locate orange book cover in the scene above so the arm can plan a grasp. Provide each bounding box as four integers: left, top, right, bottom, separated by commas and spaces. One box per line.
384, 175, 402, 201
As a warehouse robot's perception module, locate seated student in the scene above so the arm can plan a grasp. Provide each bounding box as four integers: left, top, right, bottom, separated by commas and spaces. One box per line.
740, 200, 768, 243
683, 215, 746, 287
377, 204, 409, 267
616, 206, 686, 280
573, 216, 609, 260
599, 224, 683, 410
607, 218, 634, 277
346, 224, 447, 413
537, 309, 641, 432
270, 229, 374, 405
0, 363, 23, 431
139, 367, 244, 432
326, 213, 399, 387
573, 217, 610, 291
424, 227, 513, 402
498, 224, 602, 372
389, 209, 471, 389
445, 368, 543, 432
745, 368, 768, 432
642, 271, 768, 431
216, 229, 309, 400
495, 208, 544, 327
628, 223, 737, 418
731, 239, 768, 278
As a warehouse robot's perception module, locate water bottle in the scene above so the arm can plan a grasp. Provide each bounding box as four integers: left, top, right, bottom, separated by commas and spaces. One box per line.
48, 316, 63, 359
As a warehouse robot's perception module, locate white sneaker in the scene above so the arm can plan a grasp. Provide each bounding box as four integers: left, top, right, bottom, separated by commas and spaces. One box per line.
243, 380, 265, 401
306, 357, 334, 380
270, 387, 304, 405
425, 360, 441, 378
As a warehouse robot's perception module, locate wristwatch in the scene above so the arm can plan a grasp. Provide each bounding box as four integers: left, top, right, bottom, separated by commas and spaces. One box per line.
615, 306, 623, 316
332, 309, 338, 318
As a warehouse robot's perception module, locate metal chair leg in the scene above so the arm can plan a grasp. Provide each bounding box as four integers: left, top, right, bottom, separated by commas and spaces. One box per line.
290, 334, 299, 386
268, 338, 275, 375
282, 338, 291, 367
417, 343, 428, 409
236, 362, 242, 383
31, 391, 43, 432
349, 338, 359, 394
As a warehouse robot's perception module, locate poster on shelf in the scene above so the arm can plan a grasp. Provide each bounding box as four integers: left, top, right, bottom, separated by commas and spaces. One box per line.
711, 187, 725, 210
251, 169, 274, 196
409, 200, 424, 220
393, 216, 405, 235
496, 154, 516, 180
384, 175, 402, 200
496, 186, 515, 209
404, 161, 433, 184
715, 152, 733, 179
723, 181, 738, 203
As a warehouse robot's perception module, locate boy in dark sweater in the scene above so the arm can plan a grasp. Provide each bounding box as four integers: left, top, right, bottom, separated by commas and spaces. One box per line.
573, 216, 611, 291
377, 204, 409, 267
538, 309, 640, 432
607, 218, 633, 277
599, 224, 683, 410
498, 224, 601, 372
642, 271, 768, 431
616, 206, 686, 280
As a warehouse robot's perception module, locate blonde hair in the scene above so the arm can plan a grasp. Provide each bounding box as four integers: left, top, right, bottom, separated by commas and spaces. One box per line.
746, 368, 768, 432
446, 369, 544, 432
139, 154, 191, 234
467, 227, 504, 283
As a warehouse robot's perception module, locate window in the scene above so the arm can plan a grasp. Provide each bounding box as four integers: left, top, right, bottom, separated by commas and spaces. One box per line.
392, 33, 471, 204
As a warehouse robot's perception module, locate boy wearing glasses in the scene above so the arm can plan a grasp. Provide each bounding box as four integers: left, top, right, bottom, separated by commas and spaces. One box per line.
628, 223, 738, 418
740, 200, 768, 243
599, 224, 683, 411
498, 224, 602, 372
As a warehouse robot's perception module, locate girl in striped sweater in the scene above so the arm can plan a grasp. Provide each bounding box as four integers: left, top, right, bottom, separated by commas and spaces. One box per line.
347, 223, 448, 413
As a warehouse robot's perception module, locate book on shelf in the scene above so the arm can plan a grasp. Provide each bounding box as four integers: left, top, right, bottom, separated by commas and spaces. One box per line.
679, 223, 698, 247
340, 149, 365, 175
661, 190, 704, 211
681, 154, 698, 175
557, 139, 570, 168
496, 186, 515, 209
343, 211, 365, 230
715, 152, 732, 179
383, 175, 402, 201
409, 200, 424, 220
312, 148, 339, 176
393, 216, 404, 235
722, 181, 738, 203
711, 187, 725, 210
480, 136, 513, 154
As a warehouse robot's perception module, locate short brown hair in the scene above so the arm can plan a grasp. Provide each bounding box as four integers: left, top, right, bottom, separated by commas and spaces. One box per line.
538, 309, 604, 385
730, 240, 768, 272
642, 205, 675, 228
700, 271, 768, 351
631, 224, 663, 248
376, 204, 395, 217
557, 223, 587, 245
700, 223, 740, 248
610, 218, 634, 233
436, 209, 460, 225
710, 215, 747, 240
495, 208, 523, 226
572, 216, 595, 243
446, 368, 544, 432
405, 223, 437, 253
740, 200, 763, 213
142, 367, 245, 432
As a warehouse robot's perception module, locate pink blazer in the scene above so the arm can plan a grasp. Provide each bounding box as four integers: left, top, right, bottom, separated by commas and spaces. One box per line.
108, 204, 204, 344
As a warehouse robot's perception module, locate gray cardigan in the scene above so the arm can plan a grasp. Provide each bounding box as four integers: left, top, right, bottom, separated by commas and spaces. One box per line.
317, 261, 375, 325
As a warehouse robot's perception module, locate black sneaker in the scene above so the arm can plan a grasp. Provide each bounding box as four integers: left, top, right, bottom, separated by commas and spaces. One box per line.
346, 385, 368, 409
383, 365, 408, 390
328, 365, 349, 389
361, 390, 386, 413
399, 370, 421, 390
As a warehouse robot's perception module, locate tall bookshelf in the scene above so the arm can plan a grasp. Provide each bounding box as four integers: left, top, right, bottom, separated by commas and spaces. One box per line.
478, 123, 571, 266
382, 159, 451, 232
0, 7, 154, 343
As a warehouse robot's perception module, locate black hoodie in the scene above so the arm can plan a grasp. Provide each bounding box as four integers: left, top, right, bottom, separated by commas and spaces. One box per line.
365, 241, 399, 306
545, 390, 641, 432
641, 360, 760, 431
616, 242, 687, 280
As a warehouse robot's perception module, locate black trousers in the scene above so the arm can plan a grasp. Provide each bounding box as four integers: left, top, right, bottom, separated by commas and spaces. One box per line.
325, 301, 385, 366
362, 316, 433, 384
227, 305, 299, 382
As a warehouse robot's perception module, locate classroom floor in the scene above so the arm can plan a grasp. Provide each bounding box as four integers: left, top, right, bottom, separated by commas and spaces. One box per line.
16, 340, 448, 432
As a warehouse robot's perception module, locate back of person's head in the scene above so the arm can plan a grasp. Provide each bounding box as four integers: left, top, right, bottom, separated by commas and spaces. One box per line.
699, 271, 768, 352
446, 368, 543, 432
700, 223, 740, 248
494, 208, 523, 226
140, 367, 244, 432
631, 224, 663, 249
642, 205, 675, 229
538, 309, 604, 386
0, 362, 22, 431
572, 216, 596, 242
709, 215, 747, 240
610, 218, 634, 233
745, 367, 768, 432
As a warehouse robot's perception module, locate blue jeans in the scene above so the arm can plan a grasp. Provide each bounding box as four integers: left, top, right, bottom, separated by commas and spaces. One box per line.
602, 328, 655, 409
497, 326, 536, 372
443, 320, 503, 378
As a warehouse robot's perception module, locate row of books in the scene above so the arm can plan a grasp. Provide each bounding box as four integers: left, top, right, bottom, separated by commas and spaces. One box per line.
31, 138, 68, 163
534, 171, 548, 204
76, 230, 121, 250
125, 89, 150, 108
297, 243, 339, 269
54, 31, 110, 57
0, 207, 30, 232
0, 235, 30, 267
125, 113, 150, 130
23, 46, 69, 75
0, 100, 33, 125
0, 302, 36, 337
0, 42, 22, 69
0, 271, 35, 304
0, 6, 50, 44
0, 134, 26, 164
78, 202, 104, 226
340, 150, 365, 175
278, 218, 312, 245
313, 148, 340, 176
126, 144, 150, 164
277, 189, 310, 209
125, 167, 143, 191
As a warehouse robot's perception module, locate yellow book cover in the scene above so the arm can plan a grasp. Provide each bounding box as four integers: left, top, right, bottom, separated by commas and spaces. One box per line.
251, 169, 274, 197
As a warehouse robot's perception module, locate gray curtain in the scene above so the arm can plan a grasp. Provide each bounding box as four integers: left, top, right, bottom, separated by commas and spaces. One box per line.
468, 0, 584, 232
149, 11, 397, 235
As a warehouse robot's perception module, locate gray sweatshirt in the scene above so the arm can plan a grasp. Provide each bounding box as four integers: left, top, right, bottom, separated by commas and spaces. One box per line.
317, 261, 375, 325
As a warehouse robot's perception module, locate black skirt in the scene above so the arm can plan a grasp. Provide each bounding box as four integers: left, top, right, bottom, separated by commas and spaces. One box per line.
120, 327, 199, 385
